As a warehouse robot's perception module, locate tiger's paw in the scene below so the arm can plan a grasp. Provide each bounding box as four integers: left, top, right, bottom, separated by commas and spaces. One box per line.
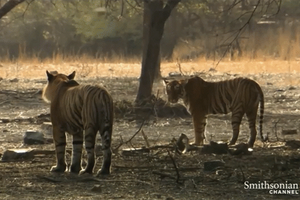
70, 164, 81, 174
192, 143, 202, 146
79, 169, 93, 176
96, 168, 110, 176
247, 141, 255, 148
50, 165, 66, 173
228, 140, 237, 146
192, 141, 204, 146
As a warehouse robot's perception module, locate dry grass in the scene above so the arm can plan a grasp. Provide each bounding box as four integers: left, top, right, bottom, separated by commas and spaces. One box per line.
1, 49, 300, 88
0, 58, 299, 76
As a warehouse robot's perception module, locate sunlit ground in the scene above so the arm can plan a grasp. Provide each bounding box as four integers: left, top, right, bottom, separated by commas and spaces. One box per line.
1, 58, 300, 86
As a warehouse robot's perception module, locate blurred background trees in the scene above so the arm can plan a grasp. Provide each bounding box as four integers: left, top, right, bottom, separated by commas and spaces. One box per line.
0, 0, 299, 61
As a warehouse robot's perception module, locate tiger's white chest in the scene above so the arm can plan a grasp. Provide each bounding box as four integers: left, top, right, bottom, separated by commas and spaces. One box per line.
182, 98, 192, 114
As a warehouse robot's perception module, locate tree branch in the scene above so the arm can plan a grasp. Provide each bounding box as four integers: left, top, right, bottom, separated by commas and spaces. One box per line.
0, 0, 26, 19
215, 0, 261, 68
161, 0, 181, 22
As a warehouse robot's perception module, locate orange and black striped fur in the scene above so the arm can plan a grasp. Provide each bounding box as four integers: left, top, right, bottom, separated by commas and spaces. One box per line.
164, 76, 264, 147
42, 71, 113, 175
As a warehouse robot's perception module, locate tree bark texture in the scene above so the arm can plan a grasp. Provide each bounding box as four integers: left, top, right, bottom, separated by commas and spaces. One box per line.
0, 0, 25, 19
136, 0, 180, 102
141, 0, 161, 81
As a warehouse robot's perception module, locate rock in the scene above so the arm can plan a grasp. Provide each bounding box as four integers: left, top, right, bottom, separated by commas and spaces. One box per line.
203, 160, 225, 171
9, 78, 18, 83
200, 141, 228, 154
288, 86, 296, 90
23, 130, 45, 145
1, 148, 34, 161
228, 143, 253, 156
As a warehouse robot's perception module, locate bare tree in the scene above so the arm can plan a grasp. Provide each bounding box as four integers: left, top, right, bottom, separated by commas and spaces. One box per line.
0, 0, 26, 19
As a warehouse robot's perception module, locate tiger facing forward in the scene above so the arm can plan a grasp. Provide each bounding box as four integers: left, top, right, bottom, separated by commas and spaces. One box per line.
164, 76, 264, 147
42, 71, 113, 175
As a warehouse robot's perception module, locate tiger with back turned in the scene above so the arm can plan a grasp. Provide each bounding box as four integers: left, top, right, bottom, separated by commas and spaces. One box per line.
42, 71, 113, 175
164, 76, 264, 148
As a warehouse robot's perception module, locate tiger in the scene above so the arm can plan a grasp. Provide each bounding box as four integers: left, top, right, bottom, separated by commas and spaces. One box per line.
42, 70, 113, 176
163, 76, 264, 148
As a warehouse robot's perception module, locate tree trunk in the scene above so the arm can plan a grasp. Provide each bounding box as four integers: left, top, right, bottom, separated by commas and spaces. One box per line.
141, 0, 161, 82
136, 0, 180, 102
0, 0, 25, 19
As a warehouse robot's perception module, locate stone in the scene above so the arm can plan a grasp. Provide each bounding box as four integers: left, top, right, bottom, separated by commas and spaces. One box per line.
9, 78, 18, 83
23, 130, 45, 145
200, 141, 228, 154
1, 148, 34, 161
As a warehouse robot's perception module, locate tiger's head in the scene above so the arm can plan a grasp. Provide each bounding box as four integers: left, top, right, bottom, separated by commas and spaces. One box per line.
163, 79, 187, 103
42, 70, 76, 103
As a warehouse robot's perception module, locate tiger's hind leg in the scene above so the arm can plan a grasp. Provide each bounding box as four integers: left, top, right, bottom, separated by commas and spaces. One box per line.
246, 107, 258, 148
51, 126, 67, 173
192, 114, 207, 146
79, 127, 97, 175
70, 131, 83, 174
97, 126, 112, 176
229, 109, 244, 145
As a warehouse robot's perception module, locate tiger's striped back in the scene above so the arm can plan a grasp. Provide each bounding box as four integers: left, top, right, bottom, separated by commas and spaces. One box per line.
43, 71, 113, 176
206, 78, 264, 142
61, 85, 113, 133
164, 76, 264, 147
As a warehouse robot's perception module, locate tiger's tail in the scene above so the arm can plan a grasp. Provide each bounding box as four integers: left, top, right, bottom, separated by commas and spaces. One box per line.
257, 84, 265, 142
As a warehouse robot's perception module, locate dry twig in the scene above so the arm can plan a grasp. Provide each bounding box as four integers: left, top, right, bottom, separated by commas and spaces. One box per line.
167, 150, 180, 183
141, 130, 150, 148
113, 119, 145, 152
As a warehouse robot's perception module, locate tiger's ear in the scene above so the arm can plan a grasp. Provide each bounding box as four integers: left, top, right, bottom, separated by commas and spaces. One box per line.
162, 78, 169, 86
46, 70, 54, 81
68, 71, 76, 80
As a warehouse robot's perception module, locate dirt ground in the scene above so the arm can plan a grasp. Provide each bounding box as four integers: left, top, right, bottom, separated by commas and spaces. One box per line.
0, 62, 300, 200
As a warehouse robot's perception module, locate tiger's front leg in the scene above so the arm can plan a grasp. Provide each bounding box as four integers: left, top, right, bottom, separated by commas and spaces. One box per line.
192, 114, 207, 146
70, 131, 83, 174
51, 126, 67, 173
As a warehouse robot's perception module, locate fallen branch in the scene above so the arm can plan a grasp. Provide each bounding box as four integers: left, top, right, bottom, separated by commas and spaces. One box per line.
141, 130, 150, 148
113, 119, 145, 152
152, 171, 177, 180
167, 150, 180, 183
113, 90, 160, 152
80, 177, 153, 186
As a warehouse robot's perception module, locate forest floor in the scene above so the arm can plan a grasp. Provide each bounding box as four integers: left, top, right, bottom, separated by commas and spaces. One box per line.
0, 60, 300, 199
